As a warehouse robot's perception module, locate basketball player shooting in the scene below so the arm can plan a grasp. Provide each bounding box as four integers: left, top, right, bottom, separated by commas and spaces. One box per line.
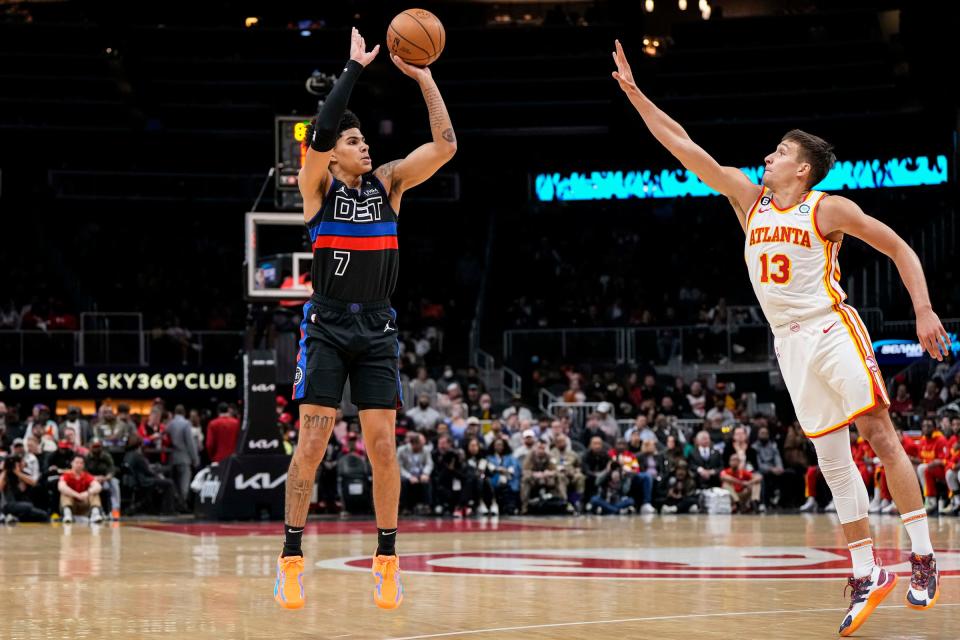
612, 40, 948, 636
273, 27, 456, 611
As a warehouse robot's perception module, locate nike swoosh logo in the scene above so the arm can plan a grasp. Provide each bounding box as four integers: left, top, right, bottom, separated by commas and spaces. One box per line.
823, 322, 838, 334
288, 529, 303, 534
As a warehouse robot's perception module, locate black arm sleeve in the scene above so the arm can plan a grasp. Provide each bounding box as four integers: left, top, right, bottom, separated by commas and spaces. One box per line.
310, 60, 364, 152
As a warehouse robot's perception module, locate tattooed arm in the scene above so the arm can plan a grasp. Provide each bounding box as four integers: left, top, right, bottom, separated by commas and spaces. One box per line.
374, 55, 457, 212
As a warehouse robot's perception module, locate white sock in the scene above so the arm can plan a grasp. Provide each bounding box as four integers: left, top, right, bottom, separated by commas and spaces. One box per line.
848, 537, 876, 578
901, 509, 934, 555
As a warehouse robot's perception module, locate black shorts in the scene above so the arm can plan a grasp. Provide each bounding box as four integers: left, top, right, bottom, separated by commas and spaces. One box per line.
293, 295, 403, 410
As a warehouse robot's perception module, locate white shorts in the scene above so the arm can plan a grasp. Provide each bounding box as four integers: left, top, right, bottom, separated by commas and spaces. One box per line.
773, 304, 890, 439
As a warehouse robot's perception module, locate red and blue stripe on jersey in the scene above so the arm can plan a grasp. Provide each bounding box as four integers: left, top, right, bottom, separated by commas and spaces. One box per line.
309, 221, 398, 251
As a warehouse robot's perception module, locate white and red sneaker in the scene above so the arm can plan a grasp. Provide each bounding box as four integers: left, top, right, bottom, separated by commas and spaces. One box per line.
905, 553, 940, 610
838, 565, 897, 637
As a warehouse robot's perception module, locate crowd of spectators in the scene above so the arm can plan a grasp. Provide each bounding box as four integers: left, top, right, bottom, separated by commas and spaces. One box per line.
4, 353, 958, 523
0, 398, 241, 524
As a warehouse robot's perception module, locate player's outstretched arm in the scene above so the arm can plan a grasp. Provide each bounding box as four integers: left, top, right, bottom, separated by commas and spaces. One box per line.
818, 195, 952, 361
374, 55, 457, 211
299, 27, 379, 214
611, 40, 759, 222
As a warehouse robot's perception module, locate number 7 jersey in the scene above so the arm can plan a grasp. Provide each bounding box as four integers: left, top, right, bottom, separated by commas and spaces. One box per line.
744, 186, 844, 328
306, 174, 399, 302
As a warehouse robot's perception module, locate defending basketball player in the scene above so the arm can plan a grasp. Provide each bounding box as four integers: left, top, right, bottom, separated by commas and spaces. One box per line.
612, 40, 949, 636
273, 27, 456, 611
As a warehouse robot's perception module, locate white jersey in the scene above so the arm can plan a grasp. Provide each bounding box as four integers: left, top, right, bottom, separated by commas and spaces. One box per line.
744, 186, 843, 327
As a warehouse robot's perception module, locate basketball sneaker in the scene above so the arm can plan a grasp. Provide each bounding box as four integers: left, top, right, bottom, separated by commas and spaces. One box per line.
905, 553, 939, 610
372, 554, 404, 609
838, 565, 897, 637
274, 555, 305, 609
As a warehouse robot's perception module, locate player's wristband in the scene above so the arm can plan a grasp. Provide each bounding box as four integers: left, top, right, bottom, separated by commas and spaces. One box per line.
309, 60, 364, 152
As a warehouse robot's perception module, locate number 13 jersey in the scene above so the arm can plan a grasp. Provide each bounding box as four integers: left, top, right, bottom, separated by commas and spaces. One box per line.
744, 186, 842, 327
307, 174, 399, 302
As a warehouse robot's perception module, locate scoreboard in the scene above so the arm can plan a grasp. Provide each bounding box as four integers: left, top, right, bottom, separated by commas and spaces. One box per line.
274, 115, 311, 209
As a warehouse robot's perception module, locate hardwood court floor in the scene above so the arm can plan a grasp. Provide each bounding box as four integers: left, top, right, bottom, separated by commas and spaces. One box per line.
2, 514, 958, 639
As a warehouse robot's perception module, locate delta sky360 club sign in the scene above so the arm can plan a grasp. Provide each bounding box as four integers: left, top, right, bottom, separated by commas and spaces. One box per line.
318, 546, 960, 580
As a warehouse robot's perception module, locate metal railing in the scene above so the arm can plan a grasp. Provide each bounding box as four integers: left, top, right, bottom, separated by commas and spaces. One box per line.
0, 329, 244, 367
503, 307, 957, 368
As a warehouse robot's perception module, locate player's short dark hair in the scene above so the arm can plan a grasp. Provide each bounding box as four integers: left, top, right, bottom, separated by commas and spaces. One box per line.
781, 129, 836, 189
307, 110, 362, 144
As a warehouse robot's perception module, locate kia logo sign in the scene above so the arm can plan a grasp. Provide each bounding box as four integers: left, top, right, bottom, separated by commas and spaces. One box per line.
234, 472, 287, 490
251, 383, 276, 392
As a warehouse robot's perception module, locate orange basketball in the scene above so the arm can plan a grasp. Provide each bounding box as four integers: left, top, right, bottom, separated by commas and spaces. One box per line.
387, 8, 445, 66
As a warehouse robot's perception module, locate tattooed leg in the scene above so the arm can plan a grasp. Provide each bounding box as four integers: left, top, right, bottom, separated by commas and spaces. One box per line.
284, 407, 336, 526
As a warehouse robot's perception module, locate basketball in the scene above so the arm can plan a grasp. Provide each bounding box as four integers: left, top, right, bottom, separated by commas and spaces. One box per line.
387, 8, 445, 66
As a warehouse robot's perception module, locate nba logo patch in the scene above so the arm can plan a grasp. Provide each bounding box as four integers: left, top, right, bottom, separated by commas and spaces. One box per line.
789, 322, 800, 333
865, 356, 879, 373
294, 367, 304, 385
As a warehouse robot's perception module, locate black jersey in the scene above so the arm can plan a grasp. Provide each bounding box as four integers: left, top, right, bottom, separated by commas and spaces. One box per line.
307, 174, 399, 302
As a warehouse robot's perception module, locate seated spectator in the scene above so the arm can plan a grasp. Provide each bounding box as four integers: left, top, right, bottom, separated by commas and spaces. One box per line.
661, 434, 686, 477
61, 426, 87, 456
541, 419, 566, 447
61, 406, 92, 446
723, 426, 759, 470
550, 434, 585, 508
462, 437, 494, 515
588, 467, 636, 515
595, 402, 619, 440
431, 435, 464, 516
661, 460, 700, 514
1, 452, 47, 523
398, 433, 433, 515
623, 415, 656, 444
610, 438, 655, 514
409, 366, 437, 405
461, 416, 483, 448
486, 438, 520, 515
123, 435, 176, 515
686, 381, 707, 419
939, 438, 960, 514
513, 429, 538, 466
580, 415, 611, 448
888, 384, 914, 415
465, 384, 483, 417
521, 441, 571, 514
720, 455, 762, 513
582, 436, 613, 502
57, 455, 104, 523
85, 439, 120, 518
475, 393, 495, 421
92, 404, 134, 444
690, 430, 724, 488
652, 415, 686, 446
483, 420, 504, 448
407, 393, 442, 432
15, 438, 39, 484
446, 405, 469, 444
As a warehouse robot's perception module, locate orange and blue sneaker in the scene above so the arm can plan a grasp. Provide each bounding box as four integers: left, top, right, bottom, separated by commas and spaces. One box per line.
372, 554, 404, 609
905, 552, 940, 610
274, 554, 306, 610
838, 565, 897, 637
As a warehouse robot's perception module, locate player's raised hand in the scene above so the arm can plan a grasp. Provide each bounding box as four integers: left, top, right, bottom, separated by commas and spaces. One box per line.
611, 39, 641, 97
916, 307, 952, 361
390, 54, 432, 83
350, 27, 380, 67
